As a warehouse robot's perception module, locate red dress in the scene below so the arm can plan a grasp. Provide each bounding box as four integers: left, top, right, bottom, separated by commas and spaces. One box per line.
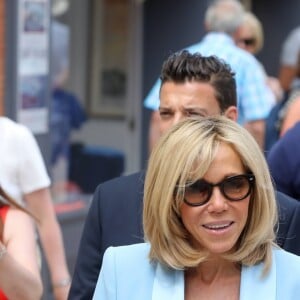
0, 206, 9, 300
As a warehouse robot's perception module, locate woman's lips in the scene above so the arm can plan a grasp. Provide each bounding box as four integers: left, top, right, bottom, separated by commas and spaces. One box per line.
202, 221, 234, 231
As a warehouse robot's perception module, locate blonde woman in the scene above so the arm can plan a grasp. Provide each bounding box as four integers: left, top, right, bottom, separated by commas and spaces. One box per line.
93, 116, 300, 300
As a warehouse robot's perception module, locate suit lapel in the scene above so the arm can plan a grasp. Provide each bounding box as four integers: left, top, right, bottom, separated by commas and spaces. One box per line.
240, 252, 276, 300
152, 263, 184, 300
151, 251, 277, 300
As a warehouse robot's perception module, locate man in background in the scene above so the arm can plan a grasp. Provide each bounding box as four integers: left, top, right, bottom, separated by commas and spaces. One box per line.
145, 0, 275, 151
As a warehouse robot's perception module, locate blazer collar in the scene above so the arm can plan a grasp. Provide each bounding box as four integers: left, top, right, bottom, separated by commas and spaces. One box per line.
152, 263, 184, 300
240, 252, 276, 300
152, 252, 276, 300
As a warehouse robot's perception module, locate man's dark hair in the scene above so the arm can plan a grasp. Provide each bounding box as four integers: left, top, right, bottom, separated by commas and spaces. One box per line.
160, 50, 237, 111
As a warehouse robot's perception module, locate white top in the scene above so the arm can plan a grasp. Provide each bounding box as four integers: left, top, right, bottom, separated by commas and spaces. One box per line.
0, 117, 50, 205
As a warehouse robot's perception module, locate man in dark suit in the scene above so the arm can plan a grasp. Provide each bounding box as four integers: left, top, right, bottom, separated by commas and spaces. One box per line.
68, 51, 300, 299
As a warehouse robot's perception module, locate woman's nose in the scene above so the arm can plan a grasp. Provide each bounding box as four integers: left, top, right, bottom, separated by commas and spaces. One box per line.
207, 187, 228, 213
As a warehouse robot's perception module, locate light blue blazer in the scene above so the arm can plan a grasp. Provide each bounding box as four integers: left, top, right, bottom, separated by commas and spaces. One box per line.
93, 243, 300, 300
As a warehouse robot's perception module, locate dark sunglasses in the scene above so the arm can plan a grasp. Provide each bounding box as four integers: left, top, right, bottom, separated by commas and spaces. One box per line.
239, 38, 256, 46
182, 174, 255, 207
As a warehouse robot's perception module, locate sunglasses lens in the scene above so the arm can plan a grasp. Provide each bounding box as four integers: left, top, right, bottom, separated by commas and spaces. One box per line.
223, 176, 251, 200
182, 175, 254, 206
184, 181, 210, 205
243, 38, 255, 46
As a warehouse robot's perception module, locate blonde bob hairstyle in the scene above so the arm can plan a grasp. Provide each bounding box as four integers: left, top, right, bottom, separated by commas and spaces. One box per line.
143, 116, 277, 273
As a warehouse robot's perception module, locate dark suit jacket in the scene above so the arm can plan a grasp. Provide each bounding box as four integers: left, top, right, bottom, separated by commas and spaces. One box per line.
267, 122, 300, 199
68, 171, 300, 300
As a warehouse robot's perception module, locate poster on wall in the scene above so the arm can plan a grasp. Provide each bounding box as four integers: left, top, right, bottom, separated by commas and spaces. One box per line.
17, 0, 50, 134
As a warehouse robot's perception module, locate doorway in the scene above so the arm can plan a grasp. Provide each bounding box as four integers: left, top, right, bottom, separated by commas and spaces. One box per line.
51, 0, 143, 199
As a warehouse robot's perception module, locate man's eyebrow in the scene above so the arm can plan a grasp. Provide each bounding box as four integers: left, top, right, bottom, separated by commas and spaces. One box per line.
184, 107, 203, 110
158, 106, 172, 110
184, 107, 207, 113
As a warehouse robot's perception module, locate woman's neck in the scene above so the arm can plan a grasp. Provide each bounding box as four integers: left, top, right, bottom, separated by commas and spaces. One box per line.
184, 258, 241, 300
190, 257, 240, 283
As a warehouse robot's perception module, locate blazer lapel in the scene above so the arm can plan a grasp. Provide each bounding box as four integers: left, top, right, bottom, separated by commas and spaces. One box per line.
240, 252, 276, 300
152, 251, 277, 300
152, 263, 184, 300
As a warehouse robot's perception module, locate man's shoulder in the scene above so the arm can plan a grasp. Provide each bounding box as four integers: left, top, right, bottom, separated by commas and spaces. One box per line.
97, 170, 145, 190
93, 171, 145, 206
279, 122, 300, 141
276, 190, 300, 208
275, 190, 300, 253
268, 123, 300, 160
189, 32, 260, 69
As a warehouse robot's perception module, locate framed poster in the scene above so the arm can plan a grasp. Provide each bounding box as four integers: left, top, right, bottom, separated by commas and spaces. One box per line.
17, 0, 50, 133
